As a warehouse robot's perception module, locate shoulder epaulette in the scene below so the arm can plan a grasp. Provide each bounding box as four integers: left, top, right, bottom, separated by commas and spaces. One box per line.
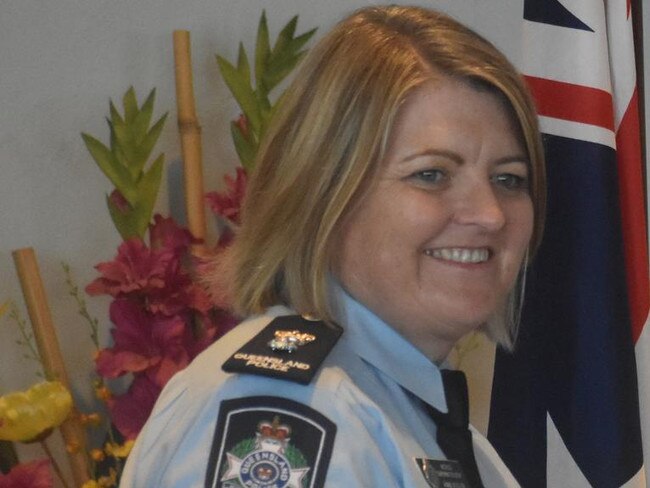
222, 315, 344, 385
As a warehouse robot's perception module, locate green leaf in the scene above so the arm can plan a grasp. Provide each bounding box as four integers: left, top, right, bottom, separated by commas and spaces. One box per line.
217, 12, 315, 173
217, 55, 262, 135
106, 193, 141, 240
106, 150, 162, 240
108, 93, 166, 177
263, 52, 307, 93
288, 28, 317, 54
272, 15, 298, 54
231, 121, 256, 170
236, 42, 251, 81
110, 137, 130, 175
82, 133, 138, 204
108, 117, 119, 153
132, 154, 164, 234
85, 85, 167, 241
258, 102, 274, 138
122, 87, 138, 124
109, 116, 137, 165
108, 97, 140, 171
255, 10, 271, 96
133, 112, 168, 175
254, 90, 272, 115
265, 27, 315, 92
268, 28, 316, 69
109, 100, 125, 127
108, 122, 141, 179
132, 89, 156, 144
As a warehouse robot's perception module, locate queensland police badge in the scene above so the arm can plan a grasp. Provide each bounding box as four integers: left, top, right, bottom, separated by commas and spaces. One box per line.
205, 397, 336, 488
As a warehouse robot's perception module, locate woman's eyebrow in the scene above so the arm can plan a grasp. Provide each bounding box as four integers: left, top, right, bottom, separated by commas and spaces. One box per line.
401, 150, 529, 166
401, 149, 463, 164
494, 155, 530, 166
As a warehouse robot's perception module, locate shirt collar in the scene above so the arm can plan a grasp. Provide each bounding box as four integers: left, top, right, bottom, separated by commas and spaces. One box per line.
331, 284, 448, 413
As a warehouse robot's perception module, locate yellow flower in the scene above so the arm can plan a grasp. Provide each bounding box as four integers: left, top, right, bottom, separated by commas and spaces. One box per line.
0, 381, 73, 442
66, 440, 81, 453
94, 385, 112, 402
80, 412, 102, 427
90, 448, 105, 462
98, 468, 118, 487
81, 481, 100, 488
104, 439, 135, 458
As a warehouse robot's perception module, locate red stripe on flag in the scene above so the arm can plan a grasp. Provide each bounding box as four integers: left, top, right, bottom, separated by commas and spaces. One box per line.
524, 76, 615, 131
615, 87, 650, 343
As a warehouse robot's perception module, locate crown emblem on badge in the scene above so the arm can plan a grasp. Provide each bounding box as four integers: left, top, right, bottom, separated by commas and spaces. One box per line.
220, 415, 310, 488
256, 416, 291, 453
268, 330, 316, 353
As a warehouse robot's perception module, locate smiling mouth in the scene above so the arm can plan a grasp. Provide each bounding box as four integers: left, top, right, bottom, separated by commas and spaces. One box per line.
424, 248, 491, 263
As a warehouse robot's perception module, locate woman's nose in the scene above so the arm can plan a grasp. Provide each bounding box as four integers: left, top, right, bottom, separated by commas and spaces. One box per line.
452, 182, 506, 231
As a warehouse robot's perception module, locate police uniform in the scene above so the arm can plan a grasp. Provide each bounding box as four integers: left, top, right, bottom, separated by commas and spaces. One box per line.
120, 287, 520, 487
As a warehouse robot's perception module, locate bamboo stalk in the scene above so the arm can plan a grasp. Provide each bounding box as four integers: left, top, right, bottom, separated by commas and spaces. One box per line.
12, 248, 90, 485
173, 30, 208, 255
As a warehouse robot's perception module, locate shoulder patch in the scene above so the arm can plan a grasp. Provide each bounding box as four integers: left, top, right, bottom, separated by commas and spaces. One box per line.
205, 396, 337, 488
222, 315, 343, 384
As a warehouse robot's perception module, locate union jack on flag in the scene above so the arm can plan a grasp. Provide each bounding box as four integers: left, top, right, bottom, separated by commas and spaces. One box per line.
488, 1, 650, 486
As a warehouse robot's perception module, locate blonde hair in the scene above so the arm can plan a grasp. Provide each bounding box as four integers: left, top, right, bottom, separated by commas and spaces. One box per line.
222, 6, 545, 349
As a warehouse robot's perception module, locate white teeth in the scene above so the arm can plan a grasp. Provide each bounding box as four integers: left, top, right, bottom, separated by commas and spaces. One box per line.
425, 248, 489, 263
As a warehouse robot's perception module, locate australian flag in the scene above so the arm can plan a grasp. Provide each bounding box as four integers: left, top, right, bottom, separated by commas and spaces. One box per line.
488, 1, 650, 487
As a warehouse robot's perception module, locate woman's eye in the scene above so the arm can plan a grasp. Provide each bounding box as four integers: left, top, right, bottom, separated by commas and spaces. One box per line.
411, 169, 447, 184
492, 173, 529, 191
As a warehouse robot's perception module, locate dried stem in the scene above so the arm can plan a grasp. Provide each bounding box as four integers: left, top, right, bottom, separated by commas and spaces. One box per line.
39, 439, 71, 488
7, 301, 45, 378
61, 262, 101, 349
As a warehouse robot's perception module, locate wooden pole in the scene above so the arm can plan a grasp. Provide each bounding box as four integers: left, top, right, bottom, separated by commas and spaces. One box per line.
173, 30, 208, 255
12, 248, 90, 485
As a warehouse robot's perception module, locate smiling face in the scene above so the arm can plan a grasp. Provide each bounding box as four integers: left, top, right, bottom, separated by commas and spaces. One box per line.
331, 77, 534, 361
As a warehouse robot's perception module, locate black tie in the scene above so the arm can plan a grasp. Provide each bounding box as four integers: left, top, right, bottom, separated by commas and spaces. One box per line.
427, 369, 484, 488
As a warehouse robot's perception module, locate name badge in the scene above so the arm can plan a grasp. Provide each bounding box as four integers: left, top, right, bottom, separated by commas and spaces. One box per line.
414, 458, 470, 488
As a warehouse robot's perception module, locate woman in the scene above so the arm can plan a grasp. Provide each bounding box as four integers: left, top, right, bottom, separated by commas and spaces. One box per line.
121, 5, 544, 487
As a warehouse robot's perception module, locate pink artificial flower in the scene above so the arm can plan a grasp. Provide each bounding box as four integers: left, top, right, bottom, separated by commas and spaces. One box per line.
0, 459, 52, 488
86, 239, 172, 298
86, 235, 210, 317
107, 375, 162, 440
205, 167, 247, 225
149, 214, 196, 253
95, 299, 192, 387
88, 214, 240, 439
96, 307, 229, 439
146, 259, 213, 316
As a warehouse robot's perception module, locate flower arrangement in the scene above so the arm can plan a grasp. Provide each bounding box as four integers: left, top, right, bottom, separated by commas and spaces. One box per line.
0, 12, 314, 487
0, 302, 77, 487
85, 214, 234, 440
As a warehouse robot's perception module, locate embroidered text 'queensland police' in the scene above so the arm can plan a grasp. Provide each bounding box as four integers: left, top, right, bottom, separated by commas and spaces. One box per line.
233, 353, 311, 371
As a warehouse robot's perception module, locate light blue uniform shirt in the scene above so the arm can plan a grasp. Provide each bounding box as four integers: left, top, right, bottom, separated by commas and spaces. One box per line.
120, 290, 519, 487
